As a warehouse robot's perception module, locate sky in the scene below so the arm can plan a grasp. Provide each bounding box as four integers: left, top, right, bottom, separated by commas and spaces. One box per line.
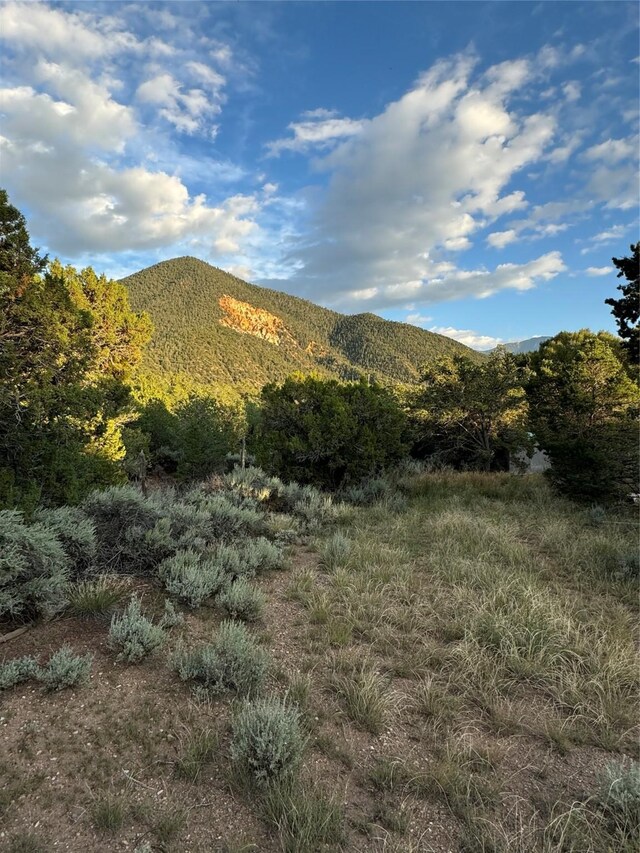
0, 1, 638, 350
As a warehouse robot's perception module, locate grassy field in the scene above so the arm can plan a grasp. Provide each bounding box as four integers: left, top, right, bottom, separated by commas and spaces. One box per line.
1, 472, 638, 852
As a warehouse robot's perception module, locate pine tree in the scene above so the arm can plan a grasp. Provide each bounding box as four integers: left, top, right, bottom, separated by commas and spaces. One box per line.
606, 243, 639, 365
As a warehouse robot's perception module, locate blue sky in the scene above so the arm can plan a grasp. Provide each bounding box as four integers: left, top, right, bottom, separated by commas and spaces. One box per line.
0, 1, 638, 349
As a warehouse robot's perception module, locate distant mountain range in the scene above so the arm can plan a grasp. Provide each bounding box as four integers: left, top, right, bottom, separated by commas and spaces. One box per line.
492, 336, 552, 354
121, 257, 481, 394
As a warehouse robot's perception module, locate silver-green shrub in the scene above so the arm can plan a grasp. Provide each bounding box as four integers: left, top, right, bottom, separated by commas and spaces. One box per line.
241, 537, 284, 575
33, 506, 97, 578
0, 655, 39, 690
600, 760, 640, 823
0, 510, 69, 621
159, 599, 184, 628
83, 486, 161, 573
219, 579, 266, 622
108, 595, 166, 662
172, 620, 268, 697
231, 696, 305, 787
158, 550, 227, 608
38, 645, 93, 691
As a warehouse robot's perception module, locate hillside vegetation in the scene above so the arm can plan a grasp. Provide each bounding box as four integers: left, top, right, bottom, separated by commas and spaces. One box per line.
122, 257, 478, 392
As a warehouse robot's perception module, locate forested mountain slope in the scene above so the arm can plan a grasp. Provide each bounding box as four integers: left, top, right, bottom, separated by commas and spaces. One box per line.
122, 257, 479, 392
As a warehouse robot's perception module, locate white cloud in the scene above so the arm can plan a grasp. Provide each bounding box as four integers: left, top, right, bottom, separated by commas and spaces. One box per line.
0, 1, 140, 59
593, 225, 627, 242
428, 326, 504, 350
405, 312, 433, 325
280, 54, 559, 308
487, 229, 517, 249
585, 266, 611, 276
136, 71, 223, 135
0, 7, 261, 263
266, 113, 366, 156
583, 137, 637, 164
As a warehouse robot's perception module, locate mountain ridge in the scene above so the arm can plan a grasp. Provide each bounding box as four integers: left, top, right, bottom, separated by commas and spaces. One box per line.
122, 256, 481, 394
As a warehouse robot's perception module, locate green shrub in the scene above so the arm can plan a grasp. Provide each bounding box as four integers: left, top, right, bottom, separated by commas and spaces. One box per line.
188, 492, 265, 539
33, 507, 97, 578
158, 550, 227, 608
108, 595, 166, 662
600, 760, 640, 824
159, 599, 184, 629
38, 645, 92, 691
0, 656, 39, 690
231, 696, 305, 786
67, 575, 128, 619
0, 510, 69, 621
172, 620, 268, 698
82, 485, 161, 573
241, 537, 284, 575
341, 476, 392, 507
319, 532, 352, 571
219, 579, 266, 622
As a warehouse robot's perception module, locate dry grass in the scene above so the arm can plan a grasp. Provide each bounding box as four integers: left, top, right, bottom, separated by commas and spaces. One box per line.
1, 471, 637, 851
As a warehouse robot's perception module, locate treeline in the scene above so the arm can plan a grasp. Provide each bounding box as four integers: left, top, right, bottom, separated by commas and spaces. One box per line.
1, 189, 638, 508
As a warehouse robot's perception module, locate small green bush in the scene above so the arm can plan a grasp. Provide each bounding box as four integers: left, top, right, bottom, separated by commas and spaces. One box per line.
160, 599, 184, 629
241, 537, 284, 575
231, 696, 305, 786
108, 595, 166, 662
67, 575, 128, 619
219, 579, 266, 622
38, 646, 92, 691
33, 506, 97, 578
0, 510, 69, 621
172, 620, 268, 698
158, 550, 226, 608
82, 485, 161, 573
0, 656, 39, 690
319, 532, 351, 571
600, 760, 640, 823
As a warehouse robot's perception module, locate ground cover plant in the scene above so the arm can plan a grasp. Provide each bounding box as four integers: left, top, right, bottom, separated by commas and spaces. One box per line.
0, 468, 637, 851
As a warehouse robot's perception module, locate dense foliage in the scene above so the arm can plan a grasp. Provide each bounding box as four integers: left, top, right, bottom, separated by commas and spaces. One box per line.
528, 330, 639, 501
0, 190, 151, 508
607, 243, 639, 365
255, 375, 409, 488
411, 349, 532, 471
123, 256, 479, 391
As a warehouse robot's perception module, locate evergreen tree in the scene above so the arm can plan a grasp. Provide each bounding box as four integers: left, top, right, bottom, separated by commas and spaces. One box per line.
528, 330, 639, 501
413, 350, 532, 471
0, 190, 151, 506
255, 374, 408, 488
606, 243, 639, 366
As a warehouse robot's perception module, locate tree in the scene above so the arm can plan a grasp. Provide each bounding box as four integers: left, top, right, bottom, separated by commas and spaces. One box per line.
0, 189, 47, 297
528, 330, 639, 501
255, 374, 408, 488
606, 243, 639, 365
0, 190, 152, 506
412, 350, 532, 471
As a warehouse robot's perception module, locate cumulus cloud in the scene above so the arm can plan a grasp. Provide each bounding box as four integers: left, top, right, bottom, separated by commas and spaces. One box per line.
427, 325, 504, 351
585, 266, 611, 276
0, 4, 260, 262
277, 54, 562, 309
0, 1, 140, 59
487, 229, 517, 249
265, 111, 366, 156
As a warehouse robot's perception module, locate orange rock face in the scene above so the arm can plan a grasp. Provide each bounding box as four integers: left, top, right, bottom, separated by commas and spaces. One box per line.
218, 295, 296, 346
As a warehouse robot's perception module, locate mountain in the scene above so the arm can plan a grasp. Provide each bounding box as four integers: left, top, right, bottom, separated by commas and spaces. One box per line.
122, 256, 480, 394
494, 336, 552, 354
